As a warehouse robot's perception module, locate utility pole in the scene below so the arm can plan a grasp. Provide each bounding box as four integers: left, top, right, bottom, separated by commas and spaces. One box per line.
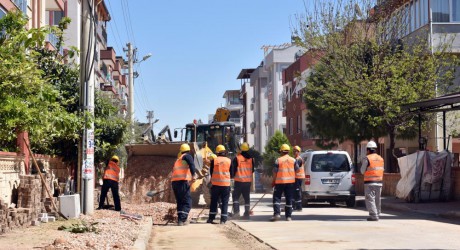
126, 43, 135, 140
146, 111, 154, 125
79, 0, 96, 215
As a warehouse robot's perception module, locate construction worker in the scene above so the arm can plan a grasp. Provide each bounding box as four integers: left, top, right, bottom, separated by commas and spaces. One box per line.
230, 142, 255, 219
98, 155, 121, 211
207, 145, 232, 224
172, 143, 196, 226
293, 146, 305, 211
361, 140, 384, 221
270, 144, 298, 222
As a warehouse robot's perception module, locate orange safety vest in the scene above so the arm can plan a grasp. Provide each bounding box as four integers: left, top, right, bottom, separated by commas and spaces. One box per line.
211, 156, 231, 186
234, 154, 253, 182
275, 154, 296, 184
103, 161, 120, 182
172, 154, 192, 181
364, 153, 384, 183
295, 156, 305, 179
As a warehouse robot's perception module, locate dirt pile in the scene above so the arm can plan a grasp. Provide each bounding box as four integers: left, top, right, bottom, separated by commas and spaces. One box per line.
121, 155, 176, 204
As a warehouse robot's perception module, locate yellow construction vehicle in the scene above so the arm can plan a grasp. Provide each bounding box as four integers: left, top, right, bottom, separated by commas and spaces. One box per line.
124, 107, 240, 206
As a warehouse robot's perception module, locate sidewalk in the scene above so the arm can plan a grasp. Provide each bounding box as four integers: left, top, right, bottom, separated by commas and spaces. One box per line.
356, 195, 460, 220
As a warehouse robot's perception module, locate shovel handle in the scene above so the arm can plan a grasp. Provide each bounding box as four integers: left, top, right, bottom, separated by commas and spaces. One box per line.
249, 193, 267, 212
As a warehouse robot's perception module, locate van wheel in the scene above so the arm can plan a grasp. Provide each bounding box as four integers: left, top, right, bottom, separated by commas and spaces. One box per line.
346, 197, 356, 208
301, 199, 309, 207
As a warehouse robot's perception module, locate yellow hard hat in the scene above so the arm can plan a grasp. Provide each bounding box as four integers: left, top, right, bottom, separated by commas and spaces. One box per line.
280, 144, 290, 152
180, 143, 191, 153
216, 145, 226, 153
241, 142, 250, 152
209, 153, 217, 160
294, 146, 301, 152
111, 155, 119, 162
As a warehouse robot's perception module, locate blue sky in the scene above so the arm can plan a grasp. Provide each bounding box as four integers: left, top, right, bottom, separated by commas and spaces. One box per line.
106, 0, 308, 138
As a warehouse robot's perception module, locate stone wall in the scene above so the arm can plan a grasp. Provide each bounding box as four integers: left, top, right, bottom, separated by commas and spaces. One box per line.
0, 174, 58, 234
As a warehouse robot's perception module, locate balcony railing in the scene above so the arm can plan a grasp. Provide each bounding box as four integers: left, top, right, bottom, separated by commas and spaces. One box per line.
46, 32, 63, 55
302, 130, 318, 140
229, 118, 241, 123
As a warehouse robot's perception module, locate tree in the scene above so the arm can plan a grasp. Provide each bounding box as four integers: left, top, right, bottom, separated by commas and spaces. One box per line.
292, 0, 459, 172
94, 91, 129, 166
262, 131, 291, 176
0, 11, 81, 152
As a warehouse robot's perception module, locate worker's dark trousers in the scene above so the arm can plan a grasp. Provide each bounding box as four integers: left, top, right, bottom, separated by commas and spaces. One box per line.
209, 185, 231, 223
98, 179, 121, 211
232, 181, 251, 216
172, 181, 192, 223
293, 179, 303, 210
273, 183, 294, 217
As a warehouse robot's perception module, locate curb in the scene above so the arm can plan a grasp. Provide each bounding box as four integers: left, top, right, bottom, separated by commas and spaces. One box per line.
130, 216, 152, 250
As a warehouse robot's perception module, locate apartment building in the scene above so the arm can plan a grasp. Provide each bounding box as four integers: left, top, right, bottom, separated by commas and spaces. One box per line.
376, 0, 460, 156
282, 51, 320, 151
222, 90, 243, 131
249, 64, 269, 153
237, 69, 255, 147
263, 45, 301, 139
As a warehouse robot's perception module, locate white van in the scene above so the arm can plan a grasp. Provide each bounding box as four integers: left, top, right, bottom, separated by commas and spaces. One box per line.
300, 150, 356, 207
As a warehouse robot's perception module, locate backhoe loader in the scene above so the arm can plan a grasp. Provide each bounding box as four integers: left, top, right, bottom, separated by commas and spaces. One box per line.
123, 107, 241, 206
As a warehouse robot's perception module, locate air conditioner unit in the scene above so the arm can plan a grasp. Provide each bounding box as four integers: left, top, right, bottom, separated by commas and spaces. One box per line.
250, 103, 254, 111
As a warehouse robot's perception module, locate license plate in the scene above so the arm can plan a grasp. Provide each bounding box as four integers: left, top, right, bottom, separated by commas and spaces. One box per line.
322, 179, 339, 184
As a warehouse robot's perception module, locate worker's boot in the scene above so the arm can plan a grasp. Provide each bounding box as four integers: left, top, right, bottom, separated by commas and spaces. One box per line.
270, 214, 281, 222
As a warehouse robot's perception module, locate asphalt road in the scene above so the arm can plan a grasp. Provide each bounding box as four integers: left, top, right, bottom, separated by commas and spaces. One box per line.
233, 193, 460, 250
148, 193, 460, 250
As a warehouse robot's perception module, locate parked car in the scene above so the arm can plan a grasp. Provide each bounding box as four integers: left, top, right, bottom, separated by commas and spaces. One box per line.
300, 150, 356, 207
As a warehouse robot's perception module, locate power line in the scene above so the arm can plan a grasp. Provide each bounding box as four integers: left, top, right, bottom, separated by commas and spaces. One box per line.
123, 0, 137, 46
120, 0, 133, 44
106, 0, 124, 51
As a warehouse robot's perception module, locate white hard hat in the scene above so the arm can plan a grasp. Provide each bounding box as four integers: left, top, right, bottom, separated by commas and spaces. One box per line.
366, 140, 377, 149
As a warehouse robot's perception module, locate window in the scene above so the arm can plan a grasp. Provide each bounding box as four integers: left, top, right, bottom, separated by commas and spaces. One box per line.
453, 0, 460, 21
311, 154, 351, 172
431, 0, 450, 22
0, 6, 6, 19
421, 0, 428, 25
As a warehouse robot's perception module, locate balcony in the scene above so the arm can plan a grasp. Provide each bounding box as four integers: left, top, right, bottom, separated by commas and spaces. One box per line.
96, 23, 107, 47
46, 32, 63, 55
302, 130, 318, 140
229, 118, 241, 124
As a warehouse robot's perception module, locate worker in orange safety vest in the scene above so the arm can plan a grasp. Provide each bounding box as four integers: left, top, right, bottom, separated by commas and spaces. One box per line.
230, 142, 255, 220
172, 143, 197, 226
207, 145, 232, 224
292, 146, 305, 211
270, 144, 299, 222
360, 140, 384, 221
98, 155, 121, 211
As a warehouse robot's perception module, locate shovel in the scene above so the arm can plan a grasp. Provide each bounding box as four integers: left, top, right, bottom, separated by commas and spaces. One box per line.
146, 188, 170, 197
146, 174, 209, 198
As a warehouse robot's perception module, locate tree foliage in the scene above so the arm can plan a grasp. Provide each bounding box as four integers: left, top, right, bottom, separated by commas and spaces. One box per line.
292, 0, 459, 171
0, 12, 129, 168
262, 131, 291, 176
0, 11, 81, 152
